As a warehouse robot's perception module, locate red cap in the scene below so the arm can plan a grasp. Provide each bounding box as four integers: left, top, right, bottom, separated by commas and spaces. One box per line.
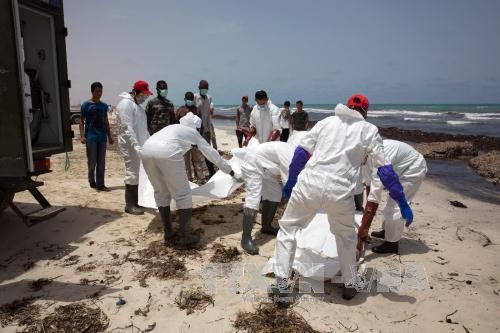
347, 94, 369, 111
133, 80, 153, 95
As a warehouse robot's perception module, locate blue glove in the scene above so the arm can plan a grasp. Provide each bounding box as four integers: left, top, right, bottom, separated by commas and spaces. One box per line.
282, 177, 297, 200
289, 146, 310, 178
377, 164, 404, 202
398, 199, 414, 226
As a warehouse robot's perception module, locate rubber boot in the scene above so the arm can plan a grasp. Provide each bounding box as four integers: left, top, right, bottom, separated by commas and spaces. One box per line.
176, 208, 200, 247
354, 192, 364, 212
268, 277, 292, 306
261, 200, 280, 235
125, 184, 144, 215
370, 229, 385, 239
158, 206, 174, 242
372, 241, 399, 254
241, 208, 259, 255
342, 286, 358, 300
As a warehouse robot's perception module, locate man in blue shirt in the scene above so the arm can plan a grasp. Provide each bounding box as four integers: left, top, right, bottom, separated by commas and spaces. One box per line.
79, 82, 114, 191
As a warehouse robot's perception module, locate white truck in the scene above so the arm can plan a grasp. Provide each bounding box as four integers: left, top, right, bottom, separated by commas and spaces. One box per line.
0, 0, 73, 224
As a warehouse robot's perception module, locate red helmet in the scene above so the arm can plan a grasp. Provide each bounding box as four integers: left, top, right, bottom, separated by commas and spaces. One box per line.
347, 94, 369, 112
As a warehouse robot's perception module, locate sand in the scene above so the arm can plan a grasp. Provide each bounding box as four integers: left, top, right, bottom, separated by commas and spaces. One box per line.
1, 118, 499, 332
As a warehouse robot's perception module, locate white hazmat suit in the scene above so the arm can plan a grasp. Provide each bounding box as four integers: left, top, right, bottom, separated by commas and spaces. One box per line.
141, 116, 233, 210
241, 141, 295, 210
249, 100, 281, 143
274, 103, 386, 284
116, 92, 150, 185
364, 139, 427, 242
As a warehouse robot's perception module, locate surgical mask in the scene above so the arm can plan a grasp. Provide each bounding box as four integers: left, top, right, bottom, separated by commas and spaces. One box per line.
257, 103, 267, 111
136, 95, 147, 105
185, 100, 194, 107
199, 89, 208, 96
159, 89, 168, 97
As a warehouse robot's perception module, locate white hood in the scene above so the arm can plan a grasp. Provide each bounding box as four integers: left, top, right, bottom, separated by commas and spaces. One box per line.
334, 103, 365, 121
119, 92, 134, 101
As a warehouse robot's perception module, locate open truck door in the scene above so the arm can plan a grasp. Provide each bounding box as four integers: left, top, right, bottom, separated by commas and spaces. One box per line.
0, 0, 73, 225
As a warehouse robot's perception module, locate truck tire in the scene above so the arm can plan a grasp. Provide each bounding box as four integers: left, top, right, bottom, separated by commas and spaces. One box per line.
0, 192, 14, 213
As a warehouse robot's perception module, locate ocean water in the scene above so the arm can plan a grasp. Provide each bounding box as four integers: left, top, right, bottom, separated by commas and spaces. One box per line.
213, 104, 500, 137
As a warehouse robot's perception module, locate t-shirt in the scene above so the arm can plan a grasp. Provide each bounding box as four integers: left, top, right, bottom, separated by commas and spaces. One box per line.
236, 104, 252, 129
81, 100, 108, 142
279, 108, 290, 129
194, 93, 212, 134
292, 111, 308, 131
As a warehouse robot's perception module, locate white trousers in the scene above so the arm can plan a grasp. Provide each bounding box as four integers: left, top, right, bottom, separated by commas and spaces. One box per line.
121, 145, 141, 185
274, 172, 356, 283
141, 142, 192, 209
382, 177, 424, 242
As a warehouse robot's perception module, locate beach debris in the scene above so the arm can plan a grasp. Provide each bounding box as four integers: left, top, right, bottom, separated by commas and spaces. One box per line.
175, 288, 214, 315
233, 302, 321, 333
76, 261, 97, 272
30, 275, 62, 291
62, 254, 80, 266
23, 303, 109, 333
416, 141, 478, 159
449, 200, 467, 208
390, 314, 417, 324
209, 243, 241, 263
0, 297, 40, 328
129, 248, 187, 287
433, 256, 450, 265
468, 150, 500, 183
134, 293, 152, 317
116, 298, 126, 306
456, 227, 492, 247
443, 309, 459, 325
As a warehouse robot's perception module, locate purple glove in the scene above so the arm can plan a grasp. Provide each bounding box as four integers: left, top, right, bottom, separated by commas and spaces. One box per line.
282, 146, 310, 199
377, 165, 404, 202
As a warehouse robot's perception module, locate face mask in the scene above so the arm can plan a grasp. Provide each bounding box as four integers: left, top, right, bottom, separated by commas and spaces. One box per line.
257, 103, 267, 111
185, 100, 194, 107
136, 95, 147, 105
199, 89, 208, 96
159, 89, 168, 97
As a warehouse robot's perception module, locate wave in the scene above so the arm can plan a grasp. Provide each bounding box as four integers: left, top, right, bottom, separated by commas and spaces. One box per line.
304, 108, 335, 113
446, 120, 473, 125
404, 117, 441, 122
464, 113, 500, 120
370, 110, 443, 117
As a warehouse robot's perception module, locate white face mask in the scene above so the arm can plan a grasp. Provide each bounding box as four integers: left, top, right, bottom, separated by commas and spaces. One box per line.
257, 104, 267, 111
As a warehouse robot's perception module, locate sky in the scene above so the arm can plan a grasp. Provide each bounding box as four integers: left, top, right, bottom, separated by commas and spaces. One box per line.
64, 0, 500, 106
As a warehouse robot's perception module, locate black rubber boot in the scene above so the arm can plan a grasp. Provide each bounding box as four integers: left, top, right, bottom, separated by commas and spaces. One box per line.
261, 200, 279, 235
268, 277, 293, 306
241, 208, 259, 255
158, 206, 174, 242
370, 229, 385, 239
372, 241, 399, 254
125, 184, 144, 215
342, 286, 358, 300
176, 208, 200, 247
354, 192, 364, 212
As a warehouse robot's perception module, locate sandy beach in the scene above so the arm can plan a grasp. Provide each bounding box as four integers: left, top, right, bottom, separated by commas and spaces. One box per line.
1, 119, 499, 332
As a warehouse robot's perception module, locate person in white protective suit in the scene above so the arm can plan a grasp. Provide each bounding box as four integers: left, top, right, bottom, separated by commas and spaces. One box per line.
116, 80, 153, 215
242, 90, 281, 146
357, 139, 427, 254
270, 94, 414, 302
140, 112, 240, 247
240, 141, 295, 255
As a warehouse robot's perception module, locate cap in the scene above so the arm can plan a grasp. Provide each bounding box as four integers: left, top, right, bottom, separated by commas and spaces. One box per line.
242, 96, 248, 100
133, 80, 153, 95
347, 94, 369, 111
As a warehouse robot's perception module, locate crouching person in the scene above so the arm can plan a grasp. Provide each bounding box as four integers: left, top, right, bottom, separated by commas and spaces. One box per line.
240, 141, 295, 255
141, 112, 239, 247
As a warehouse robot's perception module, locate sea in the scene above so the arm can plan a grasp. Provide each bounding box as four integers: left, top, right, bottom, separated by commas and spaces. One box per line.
212, 104, 500, 137
212, 103, 500, 201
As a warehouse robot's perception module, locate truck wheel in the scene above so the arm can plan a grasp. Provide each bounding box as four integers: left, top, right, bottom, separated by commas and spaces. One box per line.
0, 192, 14, 213
71, 114, 81, 124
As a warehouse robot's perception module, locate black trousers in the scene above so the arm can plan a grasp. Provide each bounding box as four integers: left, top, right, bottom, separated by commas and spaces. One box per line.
280, 128, 290, 142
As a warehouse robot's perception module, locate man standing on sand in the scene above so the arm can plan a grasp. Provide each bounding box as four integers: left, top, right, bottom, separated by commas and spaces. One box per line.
270, 94, 413, 302
116, 80, 152, 215
235, 96, 252, 148
79, 82, 114, 191
291, 100, 309, 131
145, 80, 176, 135
279, 101, 292, 142
194, 80, 216, 178
357, 139, 427, 254
243, 90, 281, 146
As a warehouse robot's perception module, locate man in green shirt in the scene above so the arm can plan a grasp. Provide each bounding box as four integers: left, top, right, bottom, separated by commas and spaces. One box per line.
291, 100, 309, 131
